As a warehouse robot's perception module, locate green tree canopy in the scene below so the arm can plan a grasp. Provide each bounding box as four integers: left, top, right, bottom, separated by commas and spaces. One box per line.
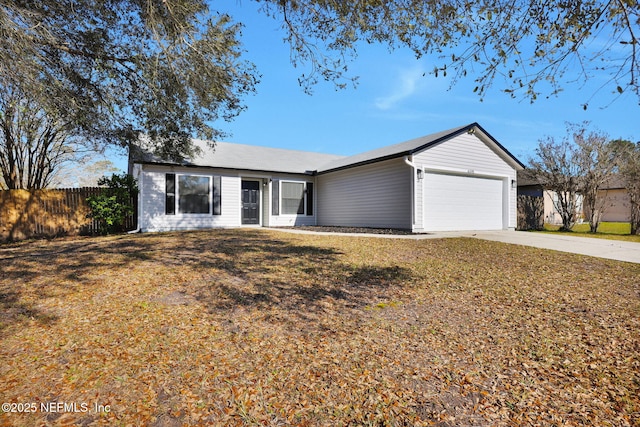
0, 0, 258, 164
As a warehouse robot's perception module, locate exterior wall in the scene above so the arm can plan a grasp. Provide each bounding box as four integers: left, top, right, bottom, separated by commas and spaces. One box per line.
262, 181, 270, 227
412, 133, 518, 230
543, 191, 560, 224
316, 158, 412, 229
518, 186, 543, 198
543, 190, 585, 225
596, 189, 630, 222
136, 164, 315, 232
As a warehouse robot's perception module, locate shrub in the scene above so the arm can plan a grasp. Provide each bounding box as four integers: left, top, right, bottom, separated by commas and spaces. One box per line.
87, 173, 138, 234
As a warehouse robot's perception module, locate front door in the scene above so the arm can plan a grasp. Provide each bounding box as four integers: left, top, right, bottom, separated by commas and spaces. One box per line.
241, 180, 260, 225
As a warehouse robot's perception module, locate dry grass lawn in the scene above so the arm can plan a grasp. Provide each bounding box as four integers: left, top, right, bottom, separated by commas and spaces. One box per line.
1, 229, 639, 426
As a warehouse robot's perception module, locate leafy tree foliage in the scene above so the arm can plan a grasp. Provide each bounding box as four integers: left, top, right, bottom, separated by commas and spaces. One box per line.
257, 0, 639, 105
87, 173, 138, 234
0, 0, 258, 178
2, 0, 636, 189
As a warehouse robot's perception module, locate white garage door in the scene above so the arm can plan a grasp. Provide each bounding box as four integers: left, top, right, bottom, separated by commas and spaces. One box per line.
424, 173, 504, 231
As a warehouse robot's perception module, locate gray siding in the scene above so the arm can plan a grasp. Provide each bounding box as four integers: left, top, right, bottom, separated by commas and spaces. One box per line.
317, 158, 412, 229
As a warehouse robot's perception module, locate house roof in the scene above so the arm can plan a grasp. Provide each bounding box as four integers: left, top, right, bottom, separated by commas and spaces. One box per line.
316, 122, 525, 173
516, 170, 629, 190
517, 169, 541, 187
130, 139, 346, 175
130, 122, 525, 175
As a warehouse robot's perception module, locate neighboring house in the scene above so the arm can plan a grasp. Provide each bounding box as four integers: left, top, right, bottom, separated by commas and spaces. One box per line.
585, 175, 631, 222
516, 171, 634, 226
516, 170, 585, 226
587, 175, 632, 223
129, 123, 525, 233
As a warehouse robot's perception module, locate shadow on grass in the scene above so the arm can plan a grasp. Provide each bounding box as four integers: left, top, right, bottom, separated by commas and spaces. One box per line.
177, 232, 413, 329
0, 289, 59, 333
0, 229, 414, 334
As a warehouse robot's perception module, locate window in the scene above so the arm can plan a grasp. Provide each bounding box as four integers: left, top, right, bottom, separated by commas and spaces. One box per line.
179, 175, 210, 214
281, 182, 304, 214
165, 173, 221, 215
275, 181, 313, 216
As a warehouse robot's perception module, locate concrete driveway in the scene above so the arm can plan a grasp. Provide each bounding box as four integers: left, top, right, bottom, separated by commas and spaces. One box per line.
458, 231, 640, 264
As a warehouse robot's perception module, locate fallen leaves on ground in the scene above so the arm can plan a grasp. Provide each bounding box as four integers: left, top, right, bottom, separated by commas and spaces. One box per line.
1, 229, 638, 426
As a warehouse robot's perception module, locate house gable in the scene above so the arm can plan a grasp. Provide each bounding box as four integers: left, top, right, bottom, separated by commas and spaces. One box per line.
316, 123, 524, 175
410, 131, 519, 232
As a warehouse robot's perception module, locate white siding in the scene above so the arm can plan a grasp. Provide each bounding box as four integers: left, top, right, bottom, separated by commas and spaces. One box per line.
412, 133, 517, 230
317, 158, 412, 229
137, 165, 316, 231
139, 165, 240, 232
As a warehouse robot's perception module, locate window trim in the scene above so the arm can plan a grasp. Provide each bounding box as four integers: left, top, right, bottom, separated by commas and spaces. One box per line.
278, 180, 314, 216
166, 173, 219, 216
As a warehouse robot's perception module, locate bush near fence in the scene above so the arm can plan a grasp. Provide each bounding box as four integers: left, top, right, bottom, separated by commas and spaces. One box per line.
517, 194, 544, 231
0, 188, 136, 242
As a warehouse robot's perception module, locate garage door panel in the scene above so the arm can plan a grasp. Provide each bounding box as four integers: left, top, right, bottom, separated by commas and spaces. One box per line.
424, 173, 503, 231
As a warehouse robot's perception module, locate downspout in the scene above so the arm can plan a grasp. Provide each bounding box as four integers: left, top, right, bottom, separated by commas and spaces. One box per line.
127, 163, 143, 234
403, 155, 418, 170
403, 156, 417, 228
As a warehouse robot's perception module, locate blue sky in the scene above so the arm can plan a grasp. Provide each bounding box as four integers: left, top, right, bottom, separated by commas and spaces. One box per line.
107, 1, 638, 173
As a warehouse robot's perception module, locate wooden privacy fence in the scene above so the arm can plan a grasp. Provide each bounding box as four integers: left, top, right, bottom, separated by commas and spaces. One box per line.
0, 188, 137, 242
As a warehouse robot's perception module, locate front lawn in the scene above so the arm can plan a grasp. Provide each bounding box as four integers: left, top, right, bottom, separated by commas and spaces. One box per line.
542, 222, 640, 242
1, 229, 638, 426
